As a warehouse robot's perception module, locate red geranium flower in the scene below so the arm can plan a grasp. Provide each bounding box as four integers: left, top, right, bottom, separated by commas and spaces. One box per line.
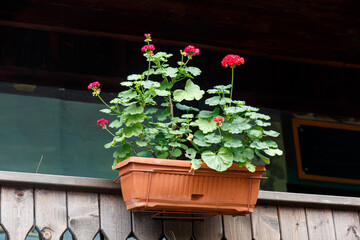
213, 117, 224, 123
221, 55, 245, 68
141, 44, 155, 53
184, 45, 200, 57
87, 81, 100, 90
97, 118, 109, 127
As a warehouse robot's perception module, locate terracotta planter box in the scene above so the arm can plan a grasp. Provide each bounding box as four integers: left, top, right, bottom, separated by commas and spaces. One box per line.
115, 157, 266, 216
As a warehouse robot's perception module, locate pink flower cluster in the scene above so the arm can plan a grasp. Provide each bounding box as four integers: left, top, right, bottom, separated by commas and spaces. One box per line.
87, 81, 100, 90
97, 118, 108, 127
184, 45, 200, 57
141, 44, 155, 53
144, 33, 151, 38
221, 54, 245, 68
213, 117, 224, 123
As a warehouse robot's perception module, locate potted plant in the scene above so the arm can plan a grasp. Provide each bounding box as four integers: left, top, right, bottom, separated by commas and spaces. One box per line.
88, 34, 282, 216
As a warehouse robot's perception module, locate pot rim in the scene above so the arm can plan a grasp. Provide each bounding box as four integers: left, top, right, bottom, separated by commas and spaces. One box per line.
115, 156, 266, 172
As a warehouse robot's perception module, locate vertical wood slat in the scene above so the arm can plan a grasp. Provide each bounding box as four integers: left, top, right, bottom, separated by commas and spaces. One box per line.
35, 189, 67, 240
100, 193, 131, 240
132, 212, 163, 240
67, 192, 100, 240
278, 206, 309, 240
252, 205, 281, 240
223, 215, 252, 240
306, 208, 336, 240
163, 217, 193, 240
193, 215, 223, 240
333, 210, 360, 240
0, 187, 34, 240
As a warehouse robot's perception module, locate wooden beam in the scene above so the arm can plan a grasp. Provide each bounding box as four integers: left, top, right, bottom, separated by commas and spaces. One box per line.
1, 19, 360, 70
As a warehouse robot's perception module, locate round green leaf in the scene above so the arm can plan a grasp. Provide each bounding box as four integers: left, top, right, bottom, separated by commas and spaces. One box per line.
201, 147, 234, 172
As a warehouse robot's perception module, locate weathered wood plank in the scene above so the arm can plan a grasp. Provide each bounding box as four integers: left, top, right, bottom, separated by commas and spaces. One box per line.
223, 215, 252, 240
306, 208, 336, 240
278, 206, 309, 240
333, 210, 360, 240
132, 212, 162, 240
35, 189, 67, 240
67, 192, 100, 240
258, 190, 360, 210
99, 193, 131, 240
0, 170, 120, 193
163, 217, 193, 240
193, 215, 223, 240
252, 205, 280, 240
0, 187, 34, 240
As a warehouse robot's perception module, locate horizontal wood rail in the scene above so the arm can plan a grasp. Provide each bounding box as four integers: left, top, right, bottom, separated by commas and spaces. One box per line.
0, 170, 359, 209
0, 171, 359, 239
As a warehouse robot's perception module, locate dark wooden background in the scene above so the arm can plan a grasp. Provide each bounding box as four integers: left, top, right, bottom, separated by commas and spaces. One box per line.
0, 0, 360, 118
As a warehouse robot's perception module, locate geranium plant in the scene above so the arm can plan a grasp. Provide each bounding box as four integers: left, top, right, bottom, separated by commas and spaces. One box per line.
88, 33, 282, 172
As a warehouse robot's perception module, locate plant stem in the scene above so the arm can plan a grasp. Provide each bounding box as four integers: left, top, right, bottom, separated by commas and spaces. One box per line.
230, 67, 234, 100
98, 95, 113, 111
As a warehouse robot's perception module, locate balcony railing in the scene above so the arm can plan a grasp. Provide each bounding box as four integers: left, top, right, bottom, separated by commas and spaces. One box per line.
0, 170, 359, 240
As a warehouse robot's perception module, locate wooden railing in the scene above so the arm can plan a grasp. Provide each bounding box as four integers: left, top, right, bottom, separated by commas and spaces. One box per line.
0, 170, 360, 240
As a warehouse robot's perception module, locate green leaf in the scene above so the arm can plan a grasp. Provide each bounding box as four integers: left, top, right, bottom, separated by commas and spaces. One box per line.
170, 148, 182, 157
109, 119, 122, 128
157, 152, 169, 159
113, 144, 132, 159
264, 148, 283, 156
250, 139, 269, 150
201, 147, 234, 172
186, 67, 201, 76
155, 146, 169, 151
164, 67, 178, 78
255, 149, 270, 164
123, 104, 144, 115
175, 103, 199, 112
120, 81, 134, 87
193, 130, 212, 147
123, 113, 145, 126
169, 141, 182, 147
204, 133, 222, 144
181, 114, 194, 119
155, 89, 170, 96
194, 118, 217, 134
264, 140, 278, 148
173, 79, 204, 102
141, 80, 160, 89
245, 162, 256, 172
224, 138, 243, 148
263, 130, 280, 137
234, 147, 254, 162
145, 108, 158, 114
156, 108, 171, 121
159, 79, 173, 90
191, 159, 202, 170
104, 135, 125, 148
221, 117, 251, 134
137, 151, 150, 157
118, 89, 138, 99
135, 140, 148, 147
247, 129, 263, 139
197, 108, 220, 118
100, 108, 112, 114
123, 123, 143, 138
185, 148, 197, 159
205, 96, 220, 106
255, 120, 271, 127
127, 74, 144, 81
245, 112, 270, 120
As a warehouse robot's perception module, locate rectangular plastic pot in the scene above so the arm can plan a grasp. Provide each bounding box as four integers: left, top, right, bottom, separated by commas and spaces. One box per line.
115, 157, 266, 216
